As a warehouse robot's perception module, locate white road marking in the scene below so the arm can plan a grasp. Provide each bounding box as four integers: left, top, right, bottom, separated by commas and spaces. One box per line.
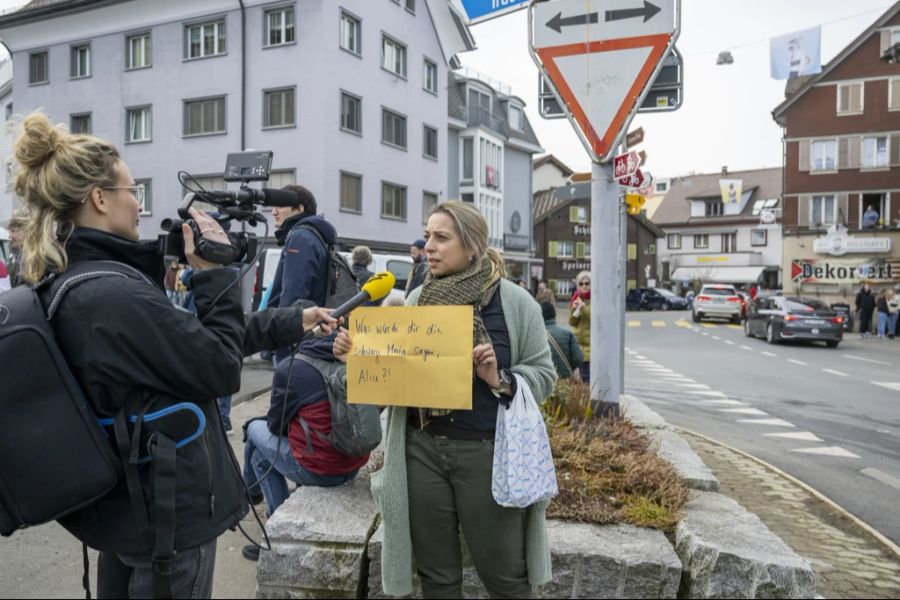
634, 355, 646, 360
719, 408, 769, 416
674, 383, 709, 389
700, 399, 746, 406
844, 355, 892, 366
724, 340, 736, 345
738, 418, 796, 427
788, 359, 807, 366
860, 468, 900, 492
822, 369, 849, 377
687, 391, 727, 397
792, 446, 860, 458
701, 332, 709, 336
761, 351, 777, 357
872, 382, 900, 392
764, 431, 824, 442
712, 336, 721, 340
740, 345, 754, 351
643, 368, 673, 372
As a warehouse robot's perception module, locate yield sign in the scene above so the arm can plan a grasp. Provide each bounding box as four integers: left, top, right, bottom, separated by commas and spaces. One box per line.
529, 0, 679, 163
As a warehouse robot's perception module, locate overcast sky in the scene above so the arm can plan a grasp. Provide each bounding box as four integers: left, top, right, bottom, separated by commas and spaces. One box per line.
0, 0, 892, 180
458, 0, 894, 179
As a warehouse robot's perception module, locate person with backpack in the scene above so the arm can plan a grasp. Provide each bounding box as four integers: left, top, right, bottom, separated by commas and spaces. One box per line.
241, 333, 371, 561
540, 301, 582, 380
7, 112, 339, 599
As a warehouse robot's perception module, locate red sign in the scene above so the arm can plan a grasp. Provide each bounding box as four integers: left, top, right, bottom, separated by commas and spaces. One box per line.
620, 168, 650, 190
614, 151, 640, 182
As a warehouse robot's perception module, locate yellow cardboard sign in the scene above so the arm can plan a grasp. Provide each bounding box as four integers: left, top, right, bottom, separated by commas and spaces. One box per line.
347, 306, 473, 409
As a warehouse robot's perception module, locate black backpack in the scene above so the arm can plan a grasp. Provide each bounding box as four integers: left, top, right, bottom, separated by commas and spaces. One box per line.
298, 223, 359, 309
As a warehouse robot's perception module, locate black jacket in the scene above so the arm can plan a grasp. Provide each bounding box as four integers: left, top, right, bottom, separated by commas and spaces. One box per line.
52, 228, 249, 555
352, 263, 374, 287
856, 290, 876, 312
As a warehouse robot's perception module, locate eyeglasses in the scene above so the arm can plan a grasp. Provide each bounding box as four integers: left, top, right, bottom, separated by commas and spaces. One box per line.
101, 184, 145, 204
578, 281, 591, 287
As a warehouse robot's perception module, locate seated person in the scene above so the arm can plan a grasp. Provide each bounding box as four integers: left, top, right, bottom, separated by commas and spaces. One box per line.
242, 334, 368, 561
541, 301, 583, 379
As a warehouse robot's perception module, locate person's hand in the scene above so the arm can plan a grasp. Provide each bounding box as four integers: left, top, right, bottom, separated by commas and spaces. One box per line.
333, 327, 352, 364
303, 307, 339, 335
473, 343, 500, 388
183, 208, 231, 271
572, 297, 586, 310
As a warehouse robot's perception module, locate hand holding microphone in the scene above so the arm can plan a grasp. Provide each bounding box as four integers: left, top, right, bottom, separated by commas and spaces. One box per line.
311, 271, 397, 335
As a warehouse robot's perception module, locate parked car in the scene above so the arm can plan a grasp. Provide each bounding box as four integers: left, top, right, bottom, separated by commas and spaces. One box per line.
627, 287, 689, 311
692, 284, 743, 323
744, 296, 843, 348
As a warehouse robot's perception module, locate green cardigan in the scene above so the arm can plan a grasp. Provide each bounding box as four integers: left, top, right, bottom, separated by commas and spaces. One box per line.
370, 279, 558, 596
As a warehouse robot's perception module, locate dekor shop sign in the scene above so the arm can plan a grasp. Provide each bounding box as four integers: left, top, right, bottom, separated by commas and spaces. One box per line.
791, 257, 900, 284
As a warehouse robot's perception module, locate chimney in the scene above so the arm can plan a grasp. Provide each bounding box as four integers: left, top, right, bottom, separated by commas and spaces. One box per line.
721, 166, 728, 175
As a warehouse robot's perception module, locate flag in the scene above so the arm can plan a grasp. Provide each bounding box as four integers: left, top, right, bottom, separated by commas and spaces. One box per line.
719, 179, 743, 205
770, 26, 822, 80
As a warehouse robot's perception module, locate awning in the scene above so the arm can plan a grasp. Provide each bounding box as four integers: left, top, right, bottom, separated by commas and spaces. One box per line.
671, 266, 765, 284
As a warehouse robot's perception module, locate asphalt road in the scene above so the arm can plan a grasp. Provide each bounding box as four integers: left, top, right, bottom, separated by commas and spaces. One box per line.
623, 309, 900, 546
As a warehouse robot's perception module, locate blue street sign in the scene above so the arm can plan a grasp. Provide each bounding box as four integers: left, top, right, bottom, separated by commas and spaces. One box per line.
459, 0, 529, 24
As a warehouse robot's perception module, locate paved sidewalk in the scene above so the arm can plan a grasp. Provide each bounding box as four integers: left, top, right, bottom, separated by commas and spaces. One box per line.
682, 431, 900, 599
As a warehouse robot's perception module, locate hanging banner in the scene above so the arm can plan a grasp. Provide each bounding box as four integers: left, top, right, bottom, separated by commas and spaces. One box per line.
770, 26, 822, 80
719, 179, 743, 205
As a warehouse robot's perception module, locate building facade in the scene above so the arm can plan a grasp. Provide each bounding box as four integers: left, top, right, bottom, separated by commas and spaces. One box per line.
772, 4, 900, 305
446, 68, 544, 283
0, 0, 474, 252
533, 180, 664, 298
653, 167, 784, 291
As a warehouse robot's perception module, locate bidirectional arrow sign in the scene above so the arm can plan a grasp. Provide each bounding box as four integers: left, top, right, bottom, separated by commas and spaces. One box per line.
529, 0, 680, 162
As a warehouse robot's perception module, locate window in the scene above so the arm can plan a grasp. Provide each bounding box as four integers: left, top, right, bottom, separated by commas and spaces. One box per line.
811, 195, 836, 226
263, 88, 295, 128
382, 108, 406, 149
340, 11, 361, 55
341, 92, 362, 134
576, 242, 590, 259
382, 182, 407, 220
862, 136, 888, 169
468, 87, 491, 120
405, 0, 415, 13
184, 97, 226, 136
423, 126, 438, 159
569, 206, 588, 224
71, 44, 90, 78
185, 20, 226, 59
693, 234, 708, 249
423, 192, 438, 224
462, 138, 474, 180
70, 113, 92, 134
721, 232, 736, 253
136, 179, 152, 215
126, 106, 152, 143
837, 82, 863, 115
340, 171, 362, 213
423, 59, 438, 94
655, 181, 668, 193
751, 198, 779, 216
553, 241, 574, 258
265, 6, 295, 46
811, 139, 838, 171
29, 51, 48, 84
480, 137, 503, 191
382, 36, 406, 78
705, 201, 723, 217
268, 169, 296, 189
126, 32, 152, 69
461, 193, 474, 203
751, 229, 767, 246
667, 233, 681, 249
509, 105, 524, 131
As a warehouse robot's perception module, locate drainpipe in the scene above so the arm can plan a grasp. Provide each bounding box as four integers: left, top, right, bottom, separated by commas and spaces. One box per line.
238, 0, 246, 151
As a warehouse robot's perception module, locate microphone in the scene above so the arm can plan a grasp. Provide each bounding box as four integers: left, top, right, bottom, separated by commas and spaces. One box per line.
206, 188, 299, 207
312, 271, 397, 335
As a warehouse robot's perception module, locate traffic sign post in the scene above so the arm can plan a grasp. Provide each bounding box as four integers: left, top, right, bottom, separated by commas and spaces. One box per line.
528, 0, 680, 415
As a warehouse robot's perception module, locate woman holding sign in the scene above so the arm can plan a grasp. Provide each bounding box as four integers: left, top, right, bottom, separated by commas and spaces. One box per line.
334, 201, 556, 598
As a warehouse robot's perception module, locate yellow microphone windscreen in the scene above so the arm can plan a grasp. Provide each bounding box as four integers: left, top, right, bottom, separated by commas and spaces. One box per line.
362, 272, 396, 301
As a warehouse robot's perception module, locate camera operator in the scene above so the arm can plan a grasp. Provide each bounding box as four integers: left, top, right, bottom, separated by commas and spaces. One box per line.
13, 112, 337, 599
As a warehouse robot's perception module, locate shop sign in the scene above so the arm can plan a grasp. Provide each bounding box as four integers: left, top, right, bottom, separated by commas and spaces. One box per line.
696, 256, 731, 264
813, 224, 891, 256
791, 257, 900, 284
573, 224, 591, 236
503, 234, 530, 251
561, 260, 591, 272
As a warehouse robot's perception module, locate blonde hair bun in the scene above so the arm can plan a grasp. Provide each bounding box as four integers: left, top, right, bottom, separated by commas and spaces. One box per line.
14, 112, 63, 169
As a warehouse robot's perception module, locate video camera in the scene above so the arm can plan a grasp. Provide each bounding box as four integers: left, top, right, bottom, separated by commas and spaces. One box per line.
159, 151, 299, 264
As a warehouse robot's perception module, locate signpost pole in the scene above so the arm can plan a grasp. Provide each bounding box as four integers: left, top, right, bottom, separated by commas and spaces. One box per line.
590, 160, 622, 416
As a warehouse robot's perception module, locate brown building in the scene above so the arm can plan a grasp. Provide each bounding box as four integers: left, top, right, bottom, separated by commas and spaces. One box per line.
533, 181, 664, 298
772, 4, 900, 304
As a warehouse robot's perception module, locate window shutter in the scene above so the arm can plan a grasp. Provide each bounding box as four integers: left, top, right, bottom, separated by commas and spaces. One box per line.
576, 242, 585, 259
569, 206, 579, 223
848, 136, 861, 169
798, 195, 811, 227
891, 134, 900, 167
837, 193, 849, 225
798, 140, 810, 172
881, 30, 891, 55
839, 85, 850, 113
838, 138, 849, 169
549, 241, 558, 258
891, 79, 900, 111
851, 84, 862, 113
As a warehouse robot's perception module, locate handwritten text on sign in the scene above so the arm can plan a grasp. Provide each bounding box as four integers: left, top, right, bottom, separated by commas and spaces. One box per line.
347, 306, 473, 409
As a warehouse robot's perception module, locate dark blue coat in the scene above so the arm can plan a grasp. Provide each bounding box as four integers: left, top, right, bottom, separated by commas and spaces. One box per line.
269, 214, 337, 310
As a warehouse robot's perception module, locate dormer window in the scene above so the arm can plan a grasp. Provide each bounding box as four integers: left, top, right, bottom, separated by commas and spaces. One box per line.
509, 105, 524, 131
705, 200, 723, 217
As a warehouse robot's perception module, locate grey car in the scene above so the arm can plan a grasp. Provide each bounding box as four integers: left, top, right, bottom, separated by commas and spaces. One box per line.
744, 296, 843, 348
692, 284, 743, 323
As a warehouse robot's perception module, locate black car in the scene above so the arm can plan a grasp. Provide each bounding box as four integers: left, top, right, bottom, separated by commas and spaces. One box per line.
626, 287, 689, 311
744, 296, 843, 348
